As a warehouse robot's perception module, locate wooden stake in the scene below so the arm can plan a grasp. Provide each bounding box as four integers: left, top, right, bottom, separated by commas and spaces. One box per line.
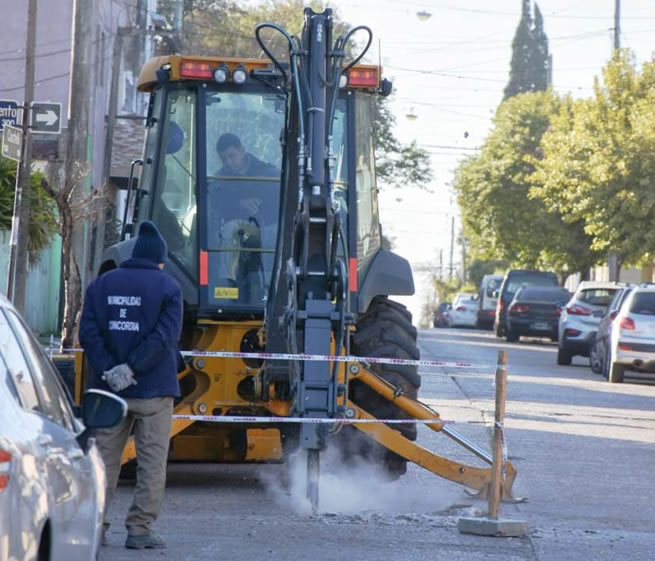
488, 349, 508, 519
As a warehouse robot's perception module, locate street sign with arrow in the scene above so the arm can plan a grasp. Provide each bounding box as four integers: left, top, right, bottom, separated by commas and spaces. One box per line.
30, 101, 61, 134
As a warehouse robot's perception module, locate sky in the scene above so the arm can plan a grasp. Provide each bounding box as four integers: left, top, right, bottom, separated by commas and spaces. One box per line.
323, 0, 655, 323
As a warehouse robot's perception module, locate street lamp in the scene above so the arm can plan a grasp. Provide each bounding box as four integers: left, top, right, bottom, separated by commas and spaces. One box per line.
405, 107, 417, 121
416, 10, 431, 21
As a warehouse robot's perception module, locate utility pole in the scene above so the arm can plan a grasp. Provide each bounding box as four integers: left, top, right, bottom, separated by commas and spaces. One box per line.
438, 248, 443, 280
66, 0, 92, 285
7, 0, 37, 313
607, 0, 621, 281
174, 0, 184, 32
614, 0, 621, 50
449, 216, 455, 280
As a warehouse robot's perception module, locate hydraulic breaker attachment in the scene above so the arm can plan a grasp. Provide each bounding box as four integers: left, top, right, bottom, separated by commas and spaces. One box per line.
348, 364, 522, 502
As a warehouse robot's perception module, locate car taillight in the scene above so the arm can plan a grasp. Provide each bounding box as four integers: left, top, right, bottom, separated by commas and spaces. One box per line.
566, 305, 592, 316
620, 317, 635, 330
556, 306, 563, 316
511, 304, 529, 314
456, 306, 466, 311
0, 449, 11, 492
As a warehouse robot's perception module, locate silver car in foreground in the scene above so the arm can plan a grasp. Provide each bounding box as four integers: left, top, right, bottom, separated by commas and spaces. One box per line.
607, 285, 655, 383
0, 295, 126, 561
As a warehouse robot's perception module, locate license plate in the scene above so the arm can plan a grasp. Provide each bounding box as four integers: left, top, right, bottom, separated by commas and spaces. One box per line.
532, 322, 550, 331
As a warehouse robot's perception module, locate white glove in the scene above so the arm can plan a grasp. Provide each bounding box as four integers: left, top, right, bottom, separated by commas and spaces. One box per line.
102, 363, 137, 393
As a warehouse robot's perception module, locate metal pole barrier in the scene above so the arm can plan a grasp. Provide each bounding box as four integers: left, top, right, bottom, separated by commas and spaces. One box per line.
488, 349, 507, 519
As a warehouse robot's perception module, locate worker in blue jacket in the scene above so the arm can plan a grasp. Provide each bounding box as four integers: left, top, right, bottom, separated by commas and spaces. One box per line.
79, 220, 182, 550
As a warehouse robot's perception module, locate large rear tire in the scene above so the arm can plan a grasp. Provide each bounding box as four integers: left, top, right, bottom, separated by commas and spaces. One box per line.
337, 296, 421, 479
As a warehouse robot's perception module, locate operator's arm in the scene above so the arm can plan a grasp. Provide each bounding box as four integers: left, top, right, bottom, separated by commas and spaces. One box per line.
126, 283, 183, 374
79, 283, 116, 375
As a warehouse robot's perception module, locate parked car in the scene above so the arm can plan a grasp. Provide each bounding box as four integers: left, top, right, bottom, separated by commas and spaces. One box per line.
557, 281, 623, 366
494, 269, 559, 337
0, 294, 127, 561
589, 285, 634, 374
505, 285, 571, 342
433, 301, 452, 328
606, 285, 655, 383
447, 293, 478, 328
476, 274, 503, 330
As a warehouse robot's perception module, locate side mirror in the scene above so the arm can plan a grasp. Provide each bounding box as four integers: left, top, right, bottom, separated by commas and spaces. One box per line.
82, 389, 127, 429
76, 389, 127, 451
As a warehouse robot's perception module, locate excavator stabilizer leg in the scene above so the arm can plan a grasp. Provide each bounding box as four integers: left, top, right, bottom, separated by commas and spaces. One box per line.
347, 363, 522, 501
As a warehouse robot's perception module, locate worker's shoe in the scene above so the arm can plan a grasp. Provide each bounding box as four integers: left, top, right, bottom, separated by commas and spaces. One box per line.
125, 532, 166, 549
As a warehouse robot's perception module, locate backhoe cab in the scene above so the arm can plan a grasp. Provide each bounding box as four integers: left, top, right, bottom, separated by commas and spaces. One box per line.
82, 8, 518, 513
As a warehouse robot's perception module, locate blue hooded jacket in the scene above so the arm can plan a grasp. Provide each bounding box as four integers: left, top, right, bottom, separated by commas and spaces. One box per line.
79, 258, 183, 398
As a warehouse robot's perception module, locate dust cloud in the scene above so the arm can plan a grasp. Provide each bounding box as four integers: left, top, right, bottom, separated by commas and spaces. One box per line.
261, 447, 467, 517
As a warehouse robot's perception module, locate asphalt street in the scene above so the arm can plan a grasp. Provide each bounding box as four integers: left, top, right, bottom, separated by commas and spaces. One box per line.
99, 328, 655, 561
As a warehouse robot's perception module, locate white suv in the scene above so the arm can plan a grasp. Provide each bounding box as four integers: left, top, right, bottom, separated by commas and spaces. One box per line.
607, 285, 655, 383
557, 281, 623, 365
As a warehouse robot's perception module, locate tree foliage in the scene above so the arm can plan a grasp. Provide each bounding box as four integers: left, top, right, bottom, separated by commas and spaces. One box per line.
0, 157, 58, 264
532, 51, 655, 270
504, 1, 550, 99
454, 89, 598, 277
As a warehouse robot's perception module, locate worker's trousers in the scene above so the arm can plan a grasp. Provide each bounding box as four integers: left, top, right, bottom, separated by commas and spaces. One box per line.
95, 396, 173, 536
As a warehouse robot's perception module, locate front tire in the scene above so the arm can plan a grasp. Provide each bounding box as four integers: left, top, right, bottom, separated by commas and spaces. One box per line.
608, 361, 625, 383
506, 329, 519, 342
557, 348, 572, 366
338, 296, 421, 479
589, 342, 603, 374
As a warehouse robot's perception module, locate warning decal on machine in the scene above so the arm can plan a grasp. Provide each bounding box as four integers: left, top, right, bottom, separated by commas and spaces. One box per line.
214, 287, 239, 299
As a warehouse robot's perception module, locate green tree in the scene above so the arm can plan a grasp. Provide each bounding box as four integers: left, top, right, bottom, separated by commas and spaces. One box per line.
454, 90, 598, 278
0, 158, 58, 264
504, 1, 550, 99
532, 51, 655, 274
467, 259, 506, 288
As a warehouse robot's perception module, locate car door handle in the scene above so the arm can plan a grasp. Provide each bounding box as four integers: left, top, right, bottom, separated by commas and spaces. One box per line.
38, 434, 53, 447
68, 448, 84, 460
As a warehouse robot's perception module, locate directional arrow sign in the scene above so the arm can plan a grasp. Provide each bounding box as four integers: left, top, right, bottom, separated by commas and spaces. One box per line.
0, 99, 20, 131
2, 125, 23, 162
30, 101, 61, 134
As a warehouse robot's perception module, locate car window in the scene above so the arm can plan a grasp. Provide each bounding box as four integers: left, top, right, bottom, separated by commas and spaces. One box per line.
504, 273, 558, 298
629, 292, 655, 315
0, 309, 41, 412
578, 288, 617, 307
485, 278, 501, 297
4, 309, 74, 430
517, 287, 569, 302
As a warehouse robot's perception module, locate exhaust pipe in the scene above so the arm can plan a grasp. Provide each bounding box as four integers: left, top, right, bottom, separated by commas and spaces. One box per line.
633, 359, 644, 367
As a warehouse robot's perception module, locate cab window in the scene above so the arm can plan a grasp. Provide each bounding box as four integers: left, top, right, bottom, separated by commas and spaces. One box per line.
354, 93, 380, 269
152, 87, 198, 274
